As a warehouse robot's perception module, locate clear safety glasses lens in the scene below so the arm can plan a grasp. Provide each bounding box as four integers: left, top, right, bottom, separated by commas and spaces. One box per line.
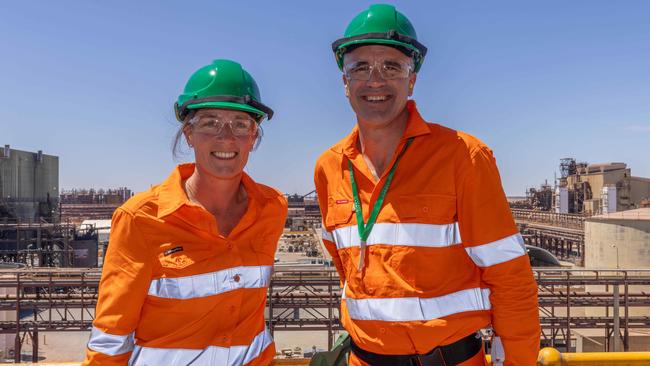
191, 117, 257, 137
343, 60, 412, 80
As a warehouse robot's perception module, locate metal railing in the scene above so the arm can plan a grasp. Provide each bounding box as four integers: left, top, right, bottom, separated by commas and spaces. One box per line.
3, 348, 650, 365
511, 208, 586, 230
0, 269, 649, 362
537, 347, 650, 365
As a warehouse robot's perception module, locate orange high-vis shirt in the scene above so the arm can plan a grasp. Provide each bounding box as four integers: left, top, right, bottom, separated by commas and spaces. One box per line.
314, 101, 540, 366
83, 164, 287, 366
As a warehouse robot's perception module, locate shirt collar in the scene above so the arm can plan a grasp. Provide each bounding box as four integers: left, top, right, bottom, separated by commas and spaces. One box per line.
337, 100, 431, 157
157, 163, 262, 219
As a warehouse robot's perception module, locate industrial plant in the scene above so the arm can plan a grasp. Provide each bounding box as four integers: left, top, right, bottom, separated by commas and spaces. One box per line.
0, 145, 649, 363
522, 158, 650, 215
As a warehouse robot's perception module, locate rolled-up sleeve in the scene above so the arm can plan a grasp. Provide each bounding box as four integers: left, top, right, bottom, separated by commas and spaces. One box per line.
457, 145, 540, 366
83, 208, 152, 365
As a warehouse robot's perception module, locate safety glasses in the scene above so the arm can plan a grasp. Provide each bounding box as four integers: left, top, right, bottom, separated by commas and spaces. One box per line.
343, 59, 412, 80
190, 115, 258, 137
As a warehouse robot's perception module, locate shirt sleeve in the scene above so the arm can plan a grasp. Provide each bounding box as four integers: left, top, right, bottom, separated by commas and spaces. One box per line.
314, 161, 346, 288
456, 145, 540, 366
82, 208, 153, 365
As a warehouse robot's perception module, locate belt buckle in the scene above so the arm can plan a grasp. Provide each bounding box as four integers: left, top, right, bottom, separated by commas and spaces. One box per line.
414, 348, 446, 366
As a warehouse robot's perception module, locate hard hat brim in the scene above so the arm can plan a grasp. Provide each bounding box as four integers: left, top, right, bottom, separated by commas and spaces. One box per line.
176, 95, 274, 122
333, 34, 427, 72
187, 101, 266, 120
337, 39, 421, 54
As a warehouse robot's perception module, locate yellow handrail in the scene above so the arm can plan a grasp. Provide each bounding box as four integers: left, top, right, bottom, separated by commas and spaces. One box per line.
5, 349, 650, 366
537, 347, 650, 365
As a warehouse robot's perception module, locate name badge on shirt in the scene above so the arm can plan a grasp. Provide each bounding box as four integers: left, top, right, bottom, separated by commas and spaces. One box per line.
163, 246, 183, 256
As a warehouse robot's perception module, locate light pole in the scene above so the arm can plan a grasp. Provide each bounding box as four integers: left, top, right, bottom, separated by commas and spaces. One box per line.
610, 244, 621, 351
611, 243, 620, 269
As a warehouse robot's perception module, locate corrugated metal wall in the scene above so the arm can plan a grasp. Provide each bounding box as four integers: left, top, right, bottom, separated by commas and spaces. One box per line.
0, 146, 59, 219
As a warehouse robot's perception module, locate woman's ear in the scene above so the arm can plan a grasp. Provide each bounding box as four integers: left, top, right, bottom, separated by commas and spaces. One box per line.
183, 125, 193, 148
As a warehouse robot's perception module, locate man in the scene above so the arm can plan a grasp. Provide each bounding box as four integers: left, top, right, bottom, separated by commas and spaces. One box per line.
314, 4, 540, 366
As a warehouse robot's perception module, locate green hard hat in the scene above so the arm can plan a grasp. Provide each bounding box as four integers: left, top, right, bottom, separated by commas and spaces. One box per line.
175, 59, 273, 122
332, 4, 427, 72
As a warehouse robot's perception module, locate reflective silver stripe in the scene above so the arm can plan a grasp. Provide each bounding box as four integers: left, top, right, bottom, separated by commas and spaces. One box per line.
148, 265, 272, 299
87, 326, 134, 356
332, 222, 461, 250
465, 233, 526, 267
128, 328, 273, 366
345, 287, 491, 322
321, 229, 334, 242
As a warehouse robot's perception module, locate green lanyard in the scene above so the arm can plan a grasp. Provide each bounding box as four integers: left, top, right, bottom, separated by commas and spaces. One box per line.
348, 137, 414, 265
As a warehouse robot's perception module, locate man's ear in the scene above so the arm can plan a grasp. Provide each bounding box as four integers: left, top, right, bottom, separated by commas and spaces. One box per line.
342, 74, 350, 97
408, 73, 417, 96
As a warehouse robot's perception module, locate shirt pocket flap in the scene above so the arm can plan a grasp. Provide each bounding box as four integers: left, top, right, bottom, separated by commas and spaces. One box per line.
326, 200, 355, 227
393, 194, 457, 222
157, 245, 196, 270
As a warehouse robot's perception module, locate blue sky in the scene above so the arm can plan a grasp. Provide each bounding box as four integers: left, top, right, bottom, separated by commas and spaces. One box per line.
2, 1, 649, 196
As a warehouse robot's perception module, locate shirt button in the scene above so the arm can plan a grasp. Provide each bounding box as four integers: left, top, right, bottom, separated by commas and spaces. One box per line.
366, 287, 374, 295
222, 335, 230, 342
233, 274, 241, 283
226, 242, 233, 250
422, 206, 429, 213
379, 327, 386, 334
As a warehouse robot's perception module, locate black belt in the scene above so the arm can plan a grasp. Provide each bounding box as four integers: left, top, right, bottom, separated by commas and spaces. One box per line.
350, 332, 483, 366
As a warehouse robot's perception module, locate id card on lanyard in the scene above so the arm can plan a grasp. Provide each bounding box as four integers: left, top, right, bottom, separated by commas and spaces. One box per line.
348, 137, 414, 271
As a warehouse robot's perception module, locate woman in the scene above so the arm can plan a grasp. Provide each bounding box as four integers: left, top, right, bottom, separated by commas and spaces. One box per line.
83, 59, 287, 366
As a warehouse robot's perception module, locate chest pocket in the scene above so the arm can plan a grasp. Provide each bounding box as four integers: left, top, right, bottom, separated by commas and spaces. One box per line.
157, 245, 196, 270
391, 194, 457, 223
249, 235, 278, 264
325, 200, 355, 227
